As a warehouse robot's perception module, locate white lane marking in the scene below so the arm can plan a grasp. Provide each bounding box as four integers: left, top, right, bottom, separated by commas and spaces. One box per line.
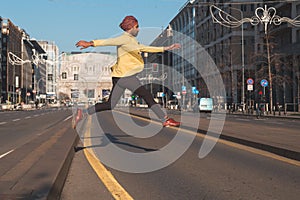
236, 118, 250, 121
12, 119, 20, 122
63, 115, 73, 122
0, 149, 15, 159
0, 122, 7, 125
25, 116, 32, 119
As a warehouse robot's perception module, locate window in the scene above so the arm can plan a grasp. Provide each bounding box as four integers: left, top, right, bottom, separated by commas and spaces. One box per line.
241, 5, 247, 12
62, 72, 67, 79
88, 89, 95, 98
71, 89, 79, 98
74, 74, 79, 80
48, 74, 53, 81
297, 30, 300, 43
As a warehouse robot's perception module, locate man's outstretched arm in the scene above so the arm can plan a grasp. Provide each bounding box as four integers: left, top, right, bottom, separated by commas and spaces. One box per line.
75, 40, 94, 50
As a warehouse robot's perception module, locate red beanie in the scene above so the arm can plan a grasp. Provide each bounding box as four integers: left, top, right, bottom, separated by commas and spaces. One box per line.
119, 16, 138, 31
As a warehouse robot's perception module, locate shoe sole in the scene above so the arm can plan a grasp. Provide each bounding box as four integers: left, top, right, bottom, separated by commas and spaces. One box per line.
163, 124, 180, 128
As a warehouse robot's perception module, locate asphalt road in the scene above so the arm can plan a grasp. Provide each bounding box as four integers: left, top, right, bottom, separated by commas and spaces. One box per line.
61, 110, 300, 200
0, 108, 75, 199
0, 108, 72, 156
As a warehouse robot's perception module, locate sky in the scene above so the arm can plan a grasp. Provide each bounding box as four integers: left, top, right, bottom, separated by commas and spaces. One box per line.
1, 0, 187, 53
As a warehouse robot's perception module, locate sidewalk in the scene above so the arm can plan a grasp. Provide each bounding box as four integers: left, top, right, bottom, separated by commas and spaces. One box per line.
116, 107, 300, 162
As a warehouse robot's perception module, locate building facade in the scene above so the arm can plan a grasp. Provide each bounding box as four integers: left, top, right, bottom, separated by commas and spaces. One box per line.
37, 40, 59, 103
58, 52, 116, 104
148, 0, 300, 111
0, 18, 46, 104
259, 1, 300, 111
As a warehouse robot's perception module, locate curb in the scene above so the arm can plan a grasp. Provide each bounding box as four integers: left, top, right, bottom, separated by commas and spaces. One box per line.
227, 112, 300, 120
48, 132, 79, 200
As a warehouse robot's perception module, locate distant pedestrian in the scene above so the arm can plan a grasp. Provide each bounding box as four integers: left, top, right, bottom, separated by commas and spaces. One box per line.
35, 100, 39, 109
73, 15, 181, 129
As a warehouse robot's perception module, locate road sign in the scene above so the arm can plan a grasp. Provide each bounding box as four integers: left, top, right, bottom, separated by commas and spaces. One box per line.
157, 92, 163, 97
260, 79, 268, 87
192, 86, 197, 94
182, 86, 186, 95
247, 84, 253, 91
247, 78, 254, 85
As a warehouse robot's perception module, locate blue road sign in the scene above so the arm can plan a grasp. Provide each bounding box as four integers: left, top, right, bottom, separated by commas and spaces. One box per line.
260, 79, 268, 87
247, 78, 254, 85
192, 86, 197, 94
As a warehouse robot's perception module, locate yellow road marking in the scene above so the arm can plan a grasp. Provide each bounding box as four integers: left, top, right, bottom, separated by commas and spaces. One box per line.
83, 116, 134, 200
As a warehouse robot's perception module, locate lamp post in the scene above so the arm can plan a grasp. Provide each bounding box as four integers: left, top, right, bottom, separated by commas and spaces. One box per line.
211, 5, 245, 108
241, 10, 245, 108
230, 6, 245, 108
160, 25, 173, 108
143, 52, 149, 93
297, 71, 300, 112
8, 51, 33, 104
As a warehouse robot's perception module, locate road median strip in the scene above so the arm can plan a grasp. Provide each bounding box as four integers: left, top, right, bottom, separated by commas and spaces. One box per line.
0, 115, 78, 199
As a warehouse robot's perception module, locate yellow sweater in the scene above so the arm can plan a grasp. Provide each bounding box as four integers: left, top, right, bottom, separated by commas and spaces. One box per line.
93, 32, 164, 77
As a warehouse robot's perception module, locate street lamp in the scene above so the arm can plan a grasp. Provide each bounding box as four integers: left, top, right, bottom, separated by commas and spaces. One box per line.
210, 5, 245, 108
8, 52, 34, 104
159, 25, 173, 108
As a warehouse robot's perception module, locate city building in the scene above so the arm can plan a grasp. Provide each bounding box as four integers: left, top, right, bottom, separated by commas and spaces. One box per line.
0, 17, 45, 104
58, 52, 116, 104
37, 40, 59, 103
148, 0, 300, 111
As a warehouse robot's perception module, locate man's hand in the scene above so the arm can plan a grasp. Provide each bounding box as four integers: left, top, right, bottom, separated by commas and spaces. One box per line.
164, 43, 181, 51
75, 40, 94, 50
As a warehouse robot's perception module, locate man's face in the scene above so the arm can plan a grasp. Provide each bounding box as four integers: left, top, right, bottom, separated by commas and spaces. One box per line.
129, 24, 139, 37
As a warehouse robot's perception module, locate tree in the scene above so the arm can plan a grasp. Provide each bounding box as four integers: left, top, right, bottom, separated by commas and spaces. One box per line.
251, 33, 293, 111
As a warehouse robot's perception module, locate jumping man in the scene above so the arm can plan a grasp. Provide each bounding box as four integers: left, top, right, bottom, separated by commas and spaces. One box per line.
74, 15, 181, 129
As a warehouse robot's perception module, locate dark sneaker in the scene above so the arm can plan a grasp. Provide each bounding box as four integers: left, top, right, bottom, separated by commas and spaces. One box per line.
163, 118, 180, 127
72, 109, 83, 129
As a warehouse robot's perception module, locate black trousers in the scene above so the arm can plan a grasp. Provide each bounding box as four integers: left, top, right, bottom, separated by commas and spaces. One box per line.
87, 75, 166, 120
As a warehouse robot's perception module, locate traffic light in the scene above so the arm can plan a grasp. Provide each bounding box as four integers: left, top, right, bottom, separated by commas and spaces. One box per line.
152, 63, 158, 72
131, 94, 136, 100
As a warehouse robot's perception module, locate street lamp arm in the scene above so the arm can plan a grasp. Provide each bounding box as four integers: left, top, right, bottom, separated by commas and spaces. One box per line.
210, 4, 300, 34
39, 52, 67, 65
277, 16, 300, 26
8, 52, 31, 65
210, 5, 252, 28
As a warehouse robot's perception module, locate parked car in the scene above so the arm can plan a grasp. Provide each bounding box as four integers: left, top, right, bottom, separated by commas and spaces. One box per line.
198, 98, 213, 113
